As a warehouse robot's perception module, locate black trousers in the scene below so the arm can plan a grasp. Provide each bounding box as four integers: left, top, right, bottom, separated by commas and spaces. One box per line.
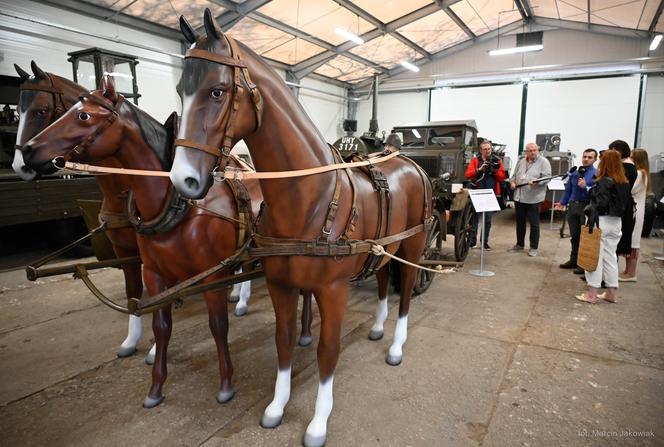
566, 201, 588, 263
515, 201, 541, 249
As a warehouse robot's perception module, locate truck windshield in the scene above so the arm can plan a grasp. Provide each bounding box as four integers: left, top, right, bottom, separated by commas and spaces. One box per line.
428, 127, 463, 147
399, 128, 425, 147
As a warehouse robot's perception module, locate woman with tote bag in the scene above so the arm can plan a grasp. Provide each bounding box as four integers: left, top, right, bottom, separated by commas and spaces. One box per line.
577, 150, 631, 304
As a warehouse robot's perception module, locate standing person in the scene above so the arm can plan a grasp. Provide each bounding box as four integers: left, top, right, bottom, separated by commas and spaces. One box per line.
508, 142, 552, 257
465, 141, 507, 250
608, 140, 637, 259
620, 148, 651, 281
577, 149, 631, 303
555, 148, 597, 269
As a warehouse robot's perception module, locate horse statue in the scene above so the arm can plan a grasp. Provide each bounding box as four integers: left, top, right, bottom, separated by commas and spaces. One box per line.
21, 75, 314, 407
169, 10, 432, 446
12, 62, 153, 361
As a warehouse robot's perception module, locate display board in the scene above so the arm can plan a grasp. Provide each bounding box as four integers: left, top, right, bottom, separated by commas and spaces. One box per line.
430, 84, 523, 163
640, 75, 664, 154
525, 76, 640, 161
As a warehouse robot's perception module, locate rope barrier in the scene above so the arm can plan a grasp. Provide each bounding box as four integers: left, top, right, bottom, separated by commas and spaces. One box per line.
369, 244, 457, 274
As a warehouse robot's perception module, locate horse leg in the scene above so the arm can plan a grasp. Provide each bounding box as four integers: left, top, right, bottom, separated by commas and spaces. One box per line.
260, 283, 299, 429
229, 267, 242, 303
116, 253, 144, 358
143, 272, 173, 408
234, 278, 252, 317
386, 238, 423, 366
203, 287, 235, 403
304, 281, 349, 447
298, 291, 313, 347
368, 266, 390, 341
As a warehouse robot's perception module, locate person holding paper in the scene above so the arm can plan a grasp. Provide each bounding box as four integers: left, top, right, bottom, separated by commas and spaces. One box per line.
555, 149, 598, 270
509, 142, 552, 257
465, 140, 507, 250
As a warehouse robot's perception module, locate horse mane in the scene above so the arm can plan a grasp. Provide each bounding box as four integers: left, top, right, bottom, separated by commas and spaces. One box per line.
123, 100, 172, 171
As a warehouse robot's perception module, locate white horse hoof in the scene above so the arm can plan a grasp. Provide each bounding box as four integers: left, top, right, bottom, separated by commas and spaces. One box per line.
303, 432, 327, 447
216, 388, 236, 404
143, 394, 164, 408
145, 352, 155, 365
368, 329, 384, 341
117, 345, 137, 358
385, 353, 402, 366
234, 306, 247, 317
298, 335, 313, 347
260, 413, 283, 429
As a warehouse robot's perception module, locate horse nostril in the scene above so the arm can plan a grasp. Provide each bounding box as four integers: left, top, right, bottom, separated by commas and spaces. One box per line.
23, 144, 32, 154
185, 177, 200, 191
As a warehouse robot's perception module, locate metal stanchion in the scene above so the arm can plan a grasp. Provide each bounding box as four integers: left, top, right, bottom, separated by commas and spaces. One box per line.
470, 212, 494, 277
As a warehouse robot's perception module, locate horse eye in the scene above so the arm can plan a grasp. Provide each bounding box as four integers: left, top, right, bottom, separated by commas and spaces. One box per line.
78, 111, 90, 121
210, 89, 222, 99
36, 109, 47, 117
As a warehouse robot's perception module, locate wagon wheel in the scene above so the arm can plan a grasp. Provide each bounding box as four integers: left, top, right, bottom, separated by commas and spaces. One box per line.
413, 211, 442, 296
453, 202, 475, 261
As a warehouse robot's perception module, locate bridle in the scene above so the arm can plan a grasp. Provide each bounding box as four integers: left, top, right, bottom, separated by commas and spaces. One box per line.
55, 92, 125, 165
15, 73, 69, 152
174, 35, 263, 173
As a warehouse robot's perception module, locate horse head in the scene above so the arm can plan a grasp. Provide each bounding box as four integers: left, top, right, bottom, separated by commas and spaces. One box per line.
170, 9, 262, 199
13, 61, 80, 180
23, 76, 125, 175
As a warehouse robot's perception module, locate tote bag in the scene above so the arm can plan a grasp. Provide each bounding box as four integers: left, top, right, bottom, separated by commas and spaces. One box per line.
577, 225, 602, 272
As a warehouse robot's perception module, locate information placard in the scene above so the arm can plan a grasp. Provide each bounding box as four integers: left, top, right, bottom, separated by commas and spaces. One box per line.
468, 189, 501, 213
547, 178, 566, 191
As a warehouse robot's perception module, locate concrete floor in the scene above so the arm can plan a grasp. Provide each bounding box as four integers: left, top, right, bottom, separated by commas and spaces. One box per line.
0, 210, 663, 446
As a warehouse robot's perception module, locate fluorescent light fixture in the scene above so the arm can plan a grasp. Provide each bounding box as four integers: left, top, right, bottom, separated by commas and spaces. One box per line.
334, 27, 364, 45
400, 60, 420, 72
412, 129, 421, 138
650, 34, 663, 51
489, 44, 543, 56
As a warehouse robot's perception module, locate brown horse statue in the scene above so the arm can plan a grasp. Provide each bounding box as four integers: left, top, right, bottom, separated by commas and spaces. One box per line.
169, 10, 432, 446
22, 76, 313, 407
11, 62, 149, 360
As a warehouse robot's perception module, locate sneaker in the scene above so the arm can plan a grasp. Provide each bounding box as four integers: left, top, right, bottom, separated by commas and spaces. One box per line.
508, 244, 524, 252
559, 260, 577, 269
483, 244, 492, 251
573, 267, 584, 275
618, 275, 637, 282
470, 244, 478, 249
528, 249, 538, 257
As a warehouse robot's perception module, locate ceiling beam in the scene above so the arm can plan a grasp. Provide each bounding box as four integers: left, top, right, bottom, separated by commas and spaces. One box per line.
534, 17, 650, 39
515, 0, 533, 21
333, 0, 431, 59
293, 3, 443, 78
351, 20, 527, 91
209, 0, 273, 30
32, 0, 183, 41
436, 0, 476, 39
649, 0, 664, 33
247, 12, 390, 72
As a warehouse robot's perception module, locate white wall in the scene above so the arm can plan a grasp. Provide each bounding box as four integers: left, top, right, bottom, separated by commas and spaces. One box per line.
430, 84, 523, 162
640, 75, 664, 156
524, 76, 640, 161
0, 0, 183, 123
355, 91, 429, 137
298, 77, 345, 143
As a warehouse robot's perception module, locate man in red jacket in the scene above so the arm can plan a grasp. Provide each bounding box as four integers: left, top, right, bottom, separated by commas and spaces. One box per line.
465, 140, 507, 250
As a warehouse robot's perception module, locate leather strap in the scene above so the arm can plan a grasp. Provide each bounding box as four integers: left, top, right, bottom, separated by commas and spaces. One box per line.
174, 139, 220, 157
185, 48, 248, 68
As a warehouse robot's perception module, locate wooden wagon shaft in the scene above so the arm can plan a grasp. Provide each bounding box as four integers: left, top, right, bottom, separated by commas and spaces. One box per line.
26, 256, 142, 281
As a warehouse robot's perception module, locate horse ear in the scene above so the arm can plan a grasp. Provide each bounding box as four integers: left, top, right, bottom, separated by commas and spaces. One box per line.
101, 75, 118, 102
204, 8, 220, 40
180, 15, 198, 44
31, 61, 47, 79
14, 64, 30, 81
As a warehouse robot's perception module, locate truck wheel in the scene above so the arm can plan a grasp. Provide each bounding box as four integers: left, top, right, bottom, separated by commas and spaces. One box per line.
413, 211, 442, 295
453, 202, 475, 261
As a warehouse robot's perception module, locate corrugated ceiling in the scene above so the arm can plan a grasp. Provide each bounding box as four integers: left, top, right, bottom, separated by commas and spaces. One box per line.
77, 0, 664, 86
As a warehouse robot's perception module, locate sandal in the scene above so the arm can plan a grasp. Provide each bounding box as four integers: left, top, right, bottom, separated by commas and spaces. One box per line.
576, 294, 598, 304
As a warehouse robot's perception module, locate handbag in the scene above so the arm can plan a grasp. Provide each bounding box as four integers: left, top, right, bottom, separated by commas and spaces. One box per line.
577, 225, 602, 272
